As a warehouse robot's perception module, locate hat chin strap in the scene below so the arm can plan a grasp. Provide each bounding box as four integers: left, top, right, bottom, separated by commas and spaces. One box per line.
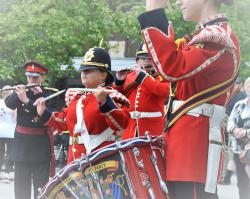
99, 81, 106, 87
102, 72, 112, 85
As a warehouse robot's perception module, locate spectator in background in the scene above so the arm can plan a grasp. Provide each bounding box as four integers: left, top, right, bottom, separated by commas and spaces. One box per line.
227, 77, 250, 199
0, 85, 16, 183
226, 79, 247, 116
223, 79, 246, 184
53, 128, 69, 168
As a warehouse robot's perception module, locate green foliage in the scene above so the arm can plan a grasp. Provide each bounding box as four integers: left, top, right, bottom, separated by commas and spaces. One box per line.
109, 0, 144, 41
0, 0, 113, 83
167, 6, 195, 39
109, 1, 194, 42
0, 0, 249, 84
223, 1, 250, 79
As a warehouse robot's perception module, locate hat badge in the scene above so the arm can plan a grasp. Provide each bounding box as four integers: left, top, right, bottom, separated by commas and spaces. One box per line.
142, 44, 148, 53
84, 48, 95, 62
31, 64, 35, 70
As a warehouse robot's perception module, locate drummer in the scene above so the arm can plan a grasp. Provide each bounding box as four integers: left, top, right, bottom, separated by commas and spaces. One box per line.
138, 0, 240, 198
113, 42, 169, 139
36, 47, 130, 164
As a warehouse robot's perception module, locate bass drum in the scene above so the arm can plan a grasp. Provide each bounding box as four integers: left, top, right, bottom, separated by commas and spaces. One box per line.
38, 136, 169, 199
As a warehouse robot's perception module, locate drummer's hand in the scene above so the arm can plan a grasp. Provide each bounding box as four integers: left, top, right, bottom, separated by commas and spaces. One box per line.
116, 70, 130, 81
35, 97, 46, 116
15, 84, 29, 104
94, 86, 108, 105
146, 0, 168, 11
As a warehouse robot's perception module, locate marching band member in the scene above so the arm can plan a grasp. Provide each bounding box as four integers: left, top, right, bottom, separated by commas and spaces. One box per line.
138, 0, 240, 198
36, 47, 130, 164
114, 43, 169, 139
4, 61, 58, 199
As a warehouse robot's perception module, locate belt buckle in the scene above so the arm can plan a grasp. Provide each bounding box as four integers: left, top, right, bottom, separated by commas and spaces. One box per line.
73, 136, 78, 144
133, 111, 141, 118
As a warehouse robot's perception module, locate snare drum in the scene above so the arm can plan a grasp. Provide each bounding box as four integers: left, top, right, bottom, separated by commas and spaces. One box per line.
38, 136, 169, 199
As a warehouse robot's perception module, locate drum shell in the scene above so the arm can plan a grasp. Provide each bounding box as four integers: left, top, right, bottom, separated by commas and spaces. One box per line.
123, 145, 166, 198
38, 137, 169, 199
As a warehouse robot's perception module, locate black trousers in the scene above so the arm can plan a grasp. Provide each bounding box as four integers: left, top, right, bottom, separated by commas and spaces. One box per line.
234, 153, 250, 199
14, 161, 50, 199
0, 138, 14, 173
167, 181, 219, 199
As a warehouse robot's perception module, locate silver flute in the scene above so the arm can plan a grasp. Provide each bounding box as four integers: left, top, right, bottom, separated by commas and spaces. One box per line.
0, 84, 41, 92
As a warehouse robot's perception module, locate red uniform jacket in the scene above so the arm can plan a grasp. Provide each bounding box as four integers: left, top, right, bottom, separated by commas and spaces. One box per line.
138, 10, 240, 183
39, 93, 130, 163
114, 70, 169, 139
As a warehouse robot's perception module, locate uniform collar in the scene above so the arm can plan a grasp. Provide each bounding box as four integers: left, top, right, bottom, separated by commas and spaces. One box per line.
196, 14, 228, 30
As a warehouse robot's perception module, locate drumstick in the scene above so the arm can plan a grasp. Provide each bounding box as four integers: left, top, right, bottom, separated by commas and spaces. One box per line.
33, 89, 66, 106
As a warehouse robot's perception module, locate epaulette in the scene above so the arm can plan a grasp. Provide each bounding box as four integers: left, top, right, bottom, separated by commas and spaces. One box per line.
44, 87, 59, 92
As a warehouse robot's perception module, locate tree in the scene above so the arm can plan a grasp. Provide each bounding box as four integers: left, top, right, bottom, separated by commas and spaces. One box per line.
0, 0, 249, 85
109, 0, 194, 42
0, 0, 113, 84
223, 1, 250, 79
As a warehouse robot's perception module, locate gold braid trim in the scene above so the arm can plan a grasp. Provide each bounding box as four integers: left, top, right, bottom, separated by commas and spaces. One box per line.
168, 50, 238, 127
81, 61, 109, 68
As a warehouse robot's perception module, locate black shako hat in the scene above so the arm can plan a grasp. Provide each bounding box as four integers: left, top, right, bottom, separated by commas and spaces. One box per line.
80, 47, 114, 84
136, 43, 150, 60
23, 60, 48, 77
